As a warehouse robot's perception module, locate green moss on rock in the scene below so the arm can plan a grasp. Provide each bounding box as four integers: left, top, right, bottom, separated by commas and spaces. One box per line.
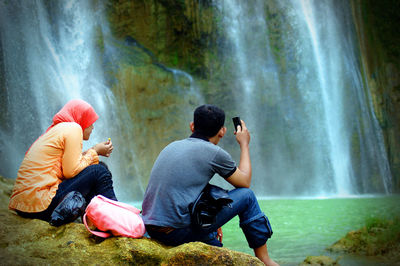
300, 255, 339, 266
0, 176, 262, 265
328, 216, 400, 264
106, 0, 221, 78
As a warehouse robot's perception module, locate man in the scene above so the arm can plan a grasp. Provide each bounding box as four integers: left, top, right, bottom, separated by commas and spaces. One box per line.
142, 104, 278, 266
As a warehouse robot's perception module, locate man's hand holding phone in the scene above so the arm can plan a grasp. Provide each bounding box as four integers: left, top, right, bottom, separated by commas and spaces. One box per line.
233, 116, 242, 132
226, 116, 252, 188
232, 117, 250, 147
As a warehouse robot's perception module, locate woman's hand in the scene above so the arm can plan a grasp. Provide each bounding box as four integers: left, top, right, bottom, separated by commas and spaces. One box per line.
92, 140, 113, 157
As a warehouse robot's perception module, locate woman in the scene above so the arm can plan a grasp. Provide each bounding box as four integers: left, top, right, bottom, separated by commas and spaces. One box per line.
9, 99, 117, 222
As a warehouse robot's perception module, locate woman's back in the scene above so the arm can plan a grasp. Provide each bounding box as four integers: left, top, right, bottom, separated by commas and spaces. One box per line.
9, 122, 98, 213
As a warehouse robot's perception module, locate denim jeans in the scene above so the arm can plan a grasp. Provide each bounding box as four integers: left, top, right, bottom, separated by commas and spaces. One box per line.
146, 188, 273, 249
17, 163, 117, 221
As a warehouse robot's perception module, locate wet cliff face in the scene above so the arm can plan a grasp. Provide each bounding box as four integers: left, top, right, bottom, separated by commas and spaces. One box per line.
106, 0, 221, 78
103, 0, 400, 192
351, 0, 400, 190
105, 0, 234, 106
104, 0, 234, 189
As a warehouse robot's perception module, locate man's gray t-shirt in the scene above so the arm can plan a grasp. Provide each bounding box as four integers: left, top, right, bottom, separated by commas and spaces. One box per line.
142, 137, 237, 228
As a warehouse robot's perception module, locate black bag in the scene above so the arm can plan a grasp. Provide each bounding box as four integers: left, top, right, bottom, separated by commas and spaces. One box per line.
189, 184, 233, 230
49, 191, 86, 226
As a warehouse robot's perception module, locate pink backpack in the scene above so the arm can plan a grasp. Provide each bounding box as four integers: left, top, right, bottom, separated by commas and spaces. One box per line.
83, 195, 146, 238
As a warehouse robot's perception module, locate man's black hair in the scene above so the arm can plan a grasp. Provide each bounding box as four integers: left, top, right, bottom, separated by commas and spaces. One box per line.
193, 104, 225, 138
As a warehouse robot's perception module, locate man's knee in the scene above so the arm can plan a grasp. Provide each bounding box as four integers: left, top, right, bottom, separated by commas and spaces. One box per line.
234, 187, 257, 206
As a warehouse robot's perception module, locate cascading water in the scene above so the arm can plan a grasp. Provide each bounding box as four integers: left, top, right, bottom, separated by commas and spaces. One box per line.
217, 0, 278, 188
217, 0, 392, 196
0, 0, 141, 200
0, 2, 396, 264
0, 0, 393, 200
0, 0, 201, 201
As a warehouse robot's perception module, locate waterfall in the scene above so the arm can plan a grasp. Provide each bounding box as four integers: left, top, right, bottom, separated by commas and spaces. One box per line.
0, 0, 142, 200
217, 0, 392, 196
0, 0, 203, 201
0, 0, 393, 199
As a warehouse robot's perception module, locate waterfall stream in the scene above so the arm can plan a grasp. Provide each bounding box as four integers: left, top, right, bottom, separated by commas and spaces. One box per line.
217, 0, 392, 196
0, 0, 200, 201
0, 0, 393, 199
0, 0, 141, 200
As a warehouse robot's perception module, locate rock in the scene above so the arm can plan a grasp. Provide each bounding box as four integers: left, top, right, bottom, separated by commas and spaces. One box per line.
0, 176, 262, 265
0, 176, 14, 208
352, 0, 400, 188
299, 255, 339, 266
327, 218, 400, 264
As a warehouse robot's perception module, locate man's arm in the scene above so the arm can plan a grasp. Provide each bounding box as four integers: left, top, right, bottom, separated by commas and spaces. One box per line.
226, 120, 252, 188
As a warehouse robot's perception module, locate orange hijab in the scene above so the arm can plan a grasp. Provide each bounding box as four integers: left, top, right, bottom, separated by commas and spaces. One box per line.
26, 99, 98, 155
46, 99, 99, 132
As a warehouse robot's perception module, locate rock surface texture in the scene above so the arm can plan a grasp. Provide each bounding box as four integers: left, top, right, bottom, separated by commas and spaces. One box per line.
0, 176, 262, 265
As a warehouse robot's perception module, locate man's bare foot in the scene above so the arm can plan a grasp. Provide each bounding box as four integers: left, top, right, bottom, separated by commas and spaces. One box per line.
260, 257, 279, 266
254, 244, 279, 266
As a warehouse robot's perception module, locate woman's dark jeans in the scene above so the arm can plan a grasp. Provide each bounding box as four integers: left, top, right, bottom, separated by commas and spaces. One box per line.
17, 163, 117, 221
146, 188, 273, 249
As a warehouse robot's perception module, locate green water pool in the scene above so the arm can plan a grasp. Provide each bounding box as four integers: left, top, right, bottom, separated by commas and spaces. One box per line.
221, 195, 400, 265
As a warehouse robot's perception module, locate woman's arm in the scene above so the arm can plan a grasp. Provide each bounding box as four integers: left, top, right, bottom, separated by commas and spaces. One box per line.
62, 124, 99, 178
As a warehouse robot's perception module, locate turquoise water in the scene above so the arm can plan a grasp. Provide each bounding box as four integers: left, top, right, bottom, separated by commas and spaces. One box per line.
221, 195, 400, 265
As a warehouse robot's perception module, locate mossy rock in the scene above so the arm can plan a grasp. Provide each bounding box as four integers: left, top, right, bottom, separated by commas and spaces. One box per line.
327, 217, 400, 264
0, 176, 262, 265
299, 255, 339, 266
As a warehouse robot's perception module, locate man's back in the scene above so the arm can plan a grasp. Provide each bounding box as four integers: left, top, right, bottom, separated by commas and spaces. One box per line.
141, 105, 278, 265
142, 137, 236, 228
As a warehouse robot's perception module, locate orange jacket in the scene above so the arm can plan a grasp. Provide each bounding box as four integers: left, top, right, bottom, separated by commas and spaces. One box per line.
9, 122, 99, 213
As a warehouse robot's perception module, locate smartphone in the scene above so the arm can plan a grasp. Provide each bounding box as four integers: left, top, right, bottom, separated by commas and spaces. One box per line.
232, 117, 242, 132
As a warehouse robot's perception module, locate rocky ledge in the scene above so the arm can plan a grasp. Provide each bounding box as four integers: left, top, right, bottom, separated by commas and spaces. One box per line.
327, 216, 400, 264
0, 176, 262, 265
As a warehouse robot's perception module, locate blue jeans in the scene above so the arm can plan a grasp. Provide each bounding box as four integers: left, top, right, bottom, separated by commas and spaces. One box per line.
17, 163, 117, 221
146, 188, 273, 249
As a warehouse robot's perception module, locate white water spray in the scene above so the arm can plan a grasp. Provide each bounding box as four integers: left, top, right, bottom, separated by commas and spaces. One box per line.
217, 0, 392, 196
